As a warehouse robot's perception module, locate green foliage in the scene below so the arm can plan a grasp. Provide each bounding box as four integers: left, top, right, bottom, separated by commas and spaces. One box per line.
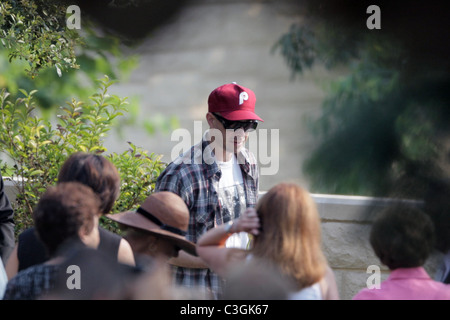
274, 6, 450, 198
272, 23, 360, 80
302, 52, 448, 197
102, 144, 165, 235
302, 60, 402, 195
0, 76, 166, 236
0, 0, 179, 155
0, 0, 139, 113
0, 22, 139, 112
108, 143, 164, 213
271, 24, 317, 80
0, 0, 81, 78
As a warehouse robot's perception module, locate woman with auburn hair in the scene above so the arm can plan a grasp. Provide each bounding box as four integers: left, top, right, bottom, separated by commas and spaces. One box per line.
5, 152, 135, 280
3, 182, 102, 300
196, 182, 339, 300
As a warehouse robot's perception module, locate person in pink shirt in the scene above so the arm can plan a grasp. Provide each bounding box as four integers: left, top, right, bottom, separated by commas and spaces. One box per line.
353, 204, 450, 300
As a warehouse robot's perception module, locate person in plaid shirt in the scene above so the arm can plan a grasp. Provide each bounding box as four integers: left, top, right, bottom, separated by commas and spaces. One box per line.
155, 82, 263, 299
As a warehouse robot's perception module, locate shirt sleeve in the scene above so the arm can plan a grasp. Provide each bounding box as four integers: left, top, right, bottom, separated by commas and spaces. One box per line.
155, 167, 192, 210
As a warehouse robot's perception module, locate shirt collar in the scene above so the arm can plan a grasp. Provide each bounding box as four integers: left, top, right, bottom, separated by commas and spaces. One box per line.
388, 267, 431, 280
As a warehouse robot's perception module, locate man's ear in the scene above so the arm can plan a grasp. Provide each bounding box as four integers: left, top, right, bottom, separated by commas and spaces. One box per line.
206, 112, 215, 127
78, 226, 89, 242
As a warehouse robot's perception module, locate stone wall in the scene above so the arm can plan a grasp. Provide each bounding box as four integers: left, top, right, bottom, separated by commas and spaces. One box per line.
4, 180, 443, 300
105, 0, 342, 193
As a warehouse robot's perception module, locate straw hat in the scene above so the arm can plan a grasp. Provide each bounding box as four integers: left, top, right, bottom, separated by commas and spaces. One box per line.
106, 191, 196, 256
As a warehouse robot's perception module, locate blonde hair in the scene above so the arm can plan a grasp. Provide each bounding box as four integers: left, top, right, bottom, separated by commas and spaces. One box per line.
251, 183, 327, 289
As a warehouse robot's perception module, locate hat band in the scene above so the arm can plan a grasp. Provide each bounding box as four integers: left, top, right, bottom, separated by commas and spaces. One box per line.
136, 207, 187, 237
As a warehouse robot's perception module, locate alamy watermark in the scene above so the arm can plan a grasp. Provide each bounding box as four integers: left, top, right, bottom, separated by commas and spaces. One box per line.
366, 264, 381, 289
366, 5, 381, 30
66, 5, 382, 31
65, 263, 383, 291
66, 5, 81, 30
66, 264, 81, 290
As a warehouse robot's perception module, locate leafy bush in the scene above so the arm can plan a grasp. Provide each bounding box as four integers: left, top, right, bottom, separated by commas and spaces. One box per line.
0, 0, 82, 78
0, 75, 166, 236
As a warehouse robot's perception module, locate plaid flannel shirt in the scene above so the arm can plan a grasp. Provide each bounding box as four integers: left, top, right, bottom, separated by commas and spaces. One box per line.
155, 137, 259, 299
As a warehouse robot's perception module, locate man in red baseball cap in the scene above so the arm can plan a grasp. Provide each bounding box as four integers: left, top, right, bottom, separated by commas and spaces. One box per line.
208, 82, 263, 122
207, 82, 263, 160
155, 82, 262, 299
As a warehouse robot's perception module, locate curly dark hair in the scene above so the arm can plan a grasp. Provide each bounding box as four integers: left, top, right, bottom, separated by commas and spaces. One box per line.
33, 182, 101, 257
58, 152, 120, 214
370, 204, 435, 270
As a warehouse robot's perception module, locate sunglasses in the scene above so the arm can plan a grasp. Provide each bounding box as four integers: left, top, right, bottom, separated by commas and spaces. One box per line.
213, 113, 258, 132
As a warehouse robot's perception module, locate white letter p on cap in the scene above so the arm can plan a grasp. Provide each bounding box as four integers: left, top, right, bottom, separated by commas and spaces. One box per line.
239, 92, 249, 105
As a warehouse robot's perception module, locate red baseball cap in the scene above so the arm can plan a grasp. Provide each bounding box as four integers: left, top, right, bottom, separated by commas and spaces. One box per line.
208, 83, 264, 122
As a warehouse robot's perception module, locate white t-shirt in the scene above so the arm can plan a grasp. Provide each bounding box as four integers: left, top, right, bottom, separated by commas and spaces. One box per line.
288, 282, 322, 300
216, 154, 249, 249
